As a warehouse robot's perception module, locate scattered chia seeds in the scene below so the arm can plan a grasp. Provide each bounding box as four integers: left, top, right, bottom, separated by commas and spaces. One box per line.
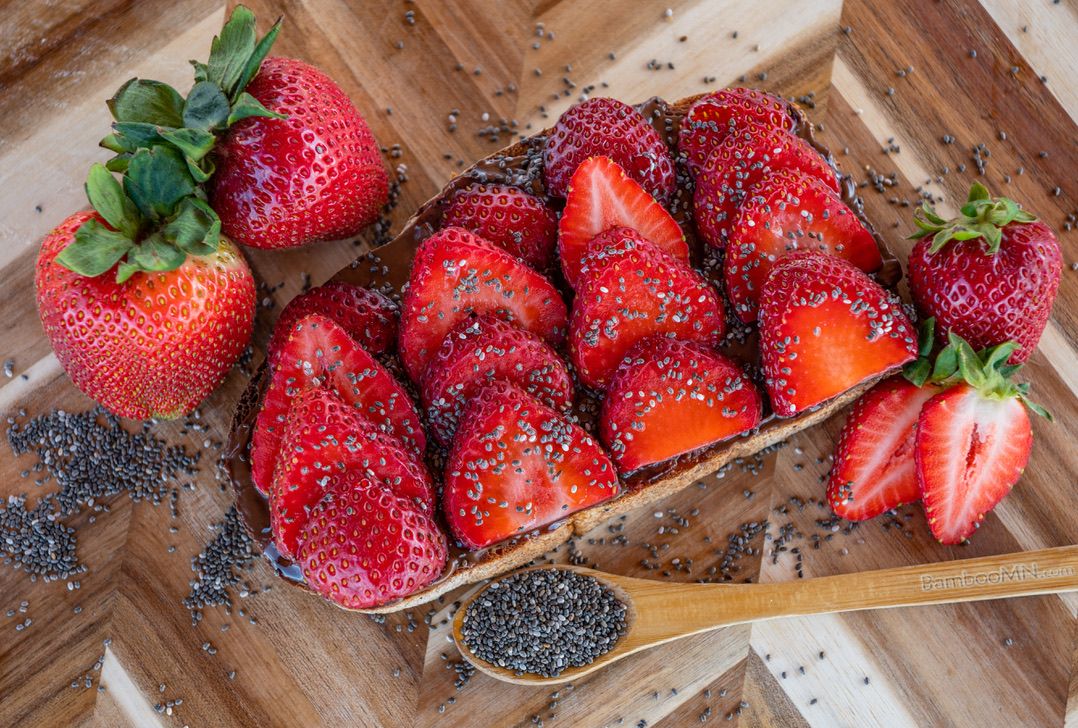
461, 569, 628, 677
183, 505, 257, 625
2, 407, 199, 580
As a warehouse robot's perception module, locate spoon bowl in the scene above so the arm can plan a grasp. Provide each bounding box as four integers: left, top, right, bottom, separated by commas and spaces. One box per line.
453, 545, 1078, 686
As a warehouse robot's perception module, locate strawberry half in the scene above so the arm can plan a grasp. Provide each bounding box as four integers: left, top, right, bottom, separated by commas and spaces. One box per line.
693, 125, 839, 251
601, 338, 762, 474
725, 168, 882, 322
558, 156, 688, 289
442, 183, 558, 270
907, 334, 1049, 544
443, 381, 619, 550
421, 315, 573, 447
827, 376, 939, 521
398, 227, 568, 384
759, 252, 917, 416
299, 472, 447, 609
251, 313, 425, 494
570, 234, 725, 390
543, 97, 675, 202
270, 387, 435, 559
678, 88, 796, 177
269, 281, 398, 360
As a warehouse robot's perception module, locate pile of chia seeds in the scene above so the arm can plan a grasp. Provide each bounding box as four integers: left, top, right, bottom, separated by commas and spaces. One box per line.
461, 569, 627, 678
183, 505, 257, 625
1, 407, 199, 581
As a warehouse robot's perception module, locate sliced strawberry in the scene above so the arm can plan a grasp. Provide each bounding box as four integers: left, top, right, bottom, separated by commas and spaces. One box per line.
678, 88, 796, 176
558, 156, 688, 289
398, 227, 568, 384
693, 125, 839, 251
270, 387, 435, 559
442, 183, 558, 270
269, 281, 398, 360
725, 168, 882, 322
827, 376, 939, 521
543, 97, 675, 202
916, 384, 1032, 544
759, 252, 917, 416
299, 472, 447, 609
570, 235, 725, 390
251, 313, 425, 494
443, 381, 619, 550
601, 338, 762, 473
421, 315, 573, 447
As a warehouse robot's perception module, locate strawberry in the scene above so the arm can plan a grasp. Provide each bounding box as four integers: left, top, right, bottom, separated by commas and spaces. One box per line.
211, 56, 388, 248
35, 162, 255, 420
543, 97, 675, 202
443, 381, 618, 550
570, 234, 725, 390
398, 226, 568, 384
441, 183, 558, 270
269, 281, 398, 359
299, 471, 447, 609
827, 376, 939, 521
678, 88, 796, 176
270, 387, 434, 559
251, 313, 425, 494
907, 183, 1062, 364
759, 252, 917, 416
601, 338, 762, 473
911, 334, 1049, 544
725, 168, 882, 322
420, 315, 573, 447
558, 156, 688, 289
693, 125, 839, 251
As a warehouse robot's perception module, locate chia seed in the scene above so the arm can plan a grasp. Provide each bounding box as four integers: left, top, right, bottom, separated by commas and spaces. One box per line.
461, 569, 628, 677
183, 505, 256, 625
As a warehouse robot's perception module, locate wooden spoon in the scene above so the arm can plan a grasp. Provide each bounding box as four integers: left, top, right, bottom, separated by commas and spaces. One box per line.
452, 545, 1078, 686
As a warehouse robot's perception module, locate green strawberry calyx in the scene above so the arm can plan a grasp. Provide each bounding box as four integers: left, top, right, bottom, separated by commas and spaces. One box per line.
903, 320, 1051, 421
57, 6, 281, 282
909, 182, 1037, 254
101, 6, 283, 183
56, 160, 221, 282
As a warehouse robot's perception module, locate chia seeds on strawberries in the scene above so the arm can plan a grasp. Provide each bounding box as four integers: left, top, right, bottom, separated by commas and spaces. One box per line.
1, 407, 199, 581
461, 569, 627, 678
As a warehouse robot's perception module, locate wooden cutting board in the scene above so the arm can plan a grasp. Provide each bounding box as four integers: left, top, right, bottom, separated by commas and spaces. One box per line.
0, 1, 1075, 727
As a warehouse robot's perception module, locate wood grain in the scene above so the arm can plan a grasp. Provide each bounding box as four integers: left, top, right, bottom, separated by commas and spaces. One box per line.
0, 0, 1074, 726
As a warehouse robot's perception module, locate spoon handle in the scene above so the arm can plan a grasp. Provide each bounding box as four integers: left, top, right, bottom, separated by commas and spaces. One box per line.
766, 544, 1078, 617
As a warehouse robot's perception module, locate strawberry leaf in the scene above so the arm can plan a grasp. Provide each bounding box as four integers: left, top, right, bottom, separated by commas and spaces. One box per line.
909, 182, 1038, 255
107, 79, 184, 126
123, 146, 196, 222
236, 15, 282, 96
205, 6, 258, 98
227, 91, 284, 126
183, 81, 231, 131
56, 219, 133, 277
84, 163, 140, 239
160, 127, 216, 162
164, 197, 220, 256
130, 233, 187, 273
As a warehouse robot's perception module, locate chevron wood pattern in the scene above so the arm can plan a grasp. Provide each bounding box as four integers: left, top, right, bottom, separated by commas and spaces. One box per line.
0, 1, 1075, 727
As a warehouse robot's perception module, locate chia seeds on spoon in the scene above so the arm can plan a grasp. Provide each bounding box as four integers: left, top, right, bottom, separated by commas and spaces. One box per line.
461, 568, 628, 678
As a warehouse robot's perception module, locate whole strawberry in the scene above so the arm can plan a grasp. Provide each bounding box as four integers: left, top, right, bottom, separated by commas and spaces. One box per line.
908, 183, 1061, 363
210, 56, 388, 248
100, 7, 388, 250
36, 163, 255, 419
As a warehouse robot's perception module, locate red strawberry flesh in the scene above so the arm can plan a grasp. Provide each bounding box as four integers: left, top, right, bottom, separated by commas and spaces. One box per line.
759, 252, 917, 416
601, 338, 762, 473
558, 156, 687, 289
251, 313, 425, 494
827, 376, 938, 521
398, 227, 568, 384
725, 168, 881, 322
678, 88, 796, 177
442, 183, 558, 270
269, 281, 398, 360
420, 315, 573, 447
915, 383, 1032, 544
443, 381, 618, 550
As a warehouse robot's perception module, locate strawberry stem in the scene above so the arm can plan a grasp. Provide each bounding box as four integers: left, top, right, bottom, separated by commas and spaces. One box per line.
908, 182, 1037, 254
